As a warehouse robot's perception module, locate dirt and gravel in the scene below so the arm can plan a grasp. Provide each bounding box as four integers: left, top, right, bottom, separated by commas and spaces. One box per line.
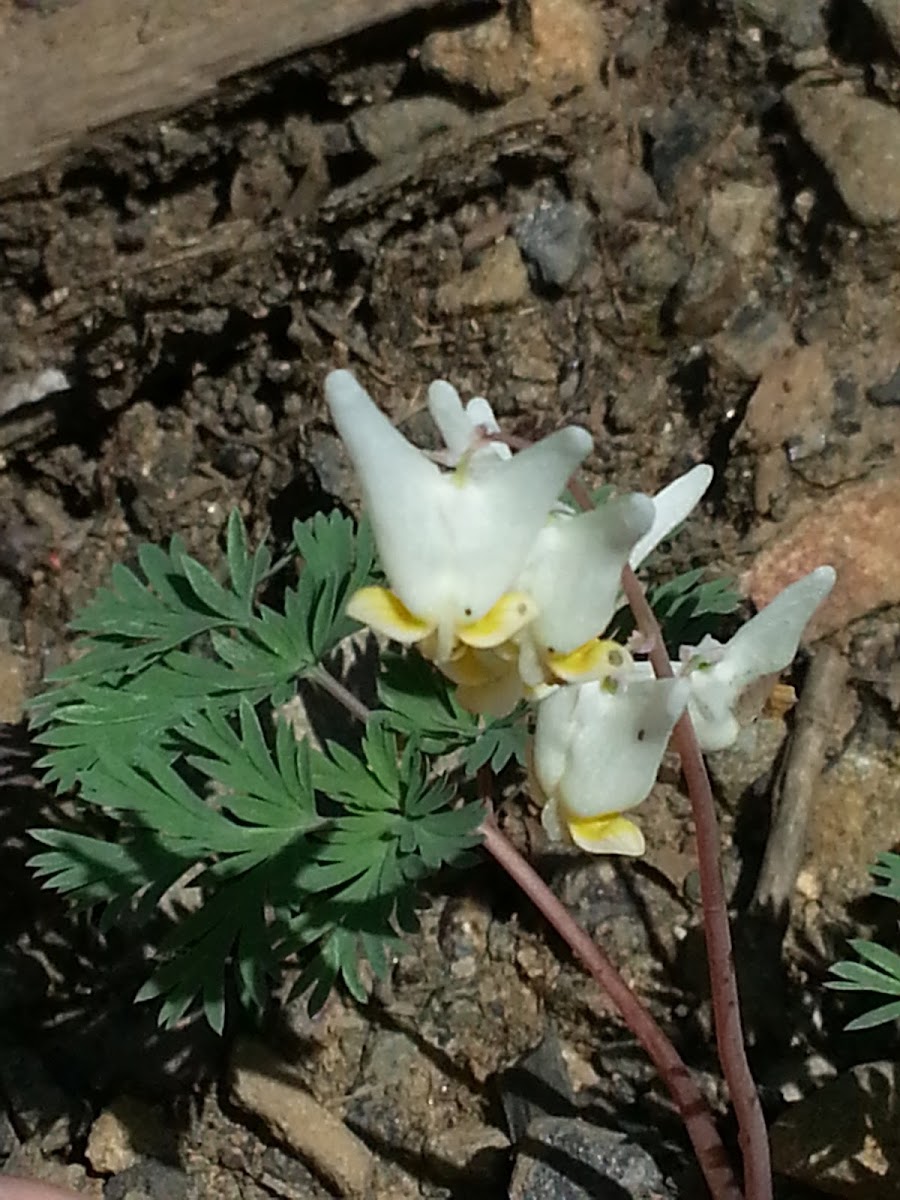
3, 1, 900, 1197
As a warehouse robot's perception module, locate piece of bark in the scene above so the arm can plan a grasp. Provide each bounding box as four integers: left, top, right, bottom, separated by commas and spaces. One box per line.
752, 644, 848, 921
0, 0, 471, 186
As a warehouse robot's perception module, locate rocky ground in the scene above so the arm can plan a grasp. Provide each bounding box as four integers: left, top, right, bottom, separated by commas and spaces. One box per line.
2, 0, 900, 1197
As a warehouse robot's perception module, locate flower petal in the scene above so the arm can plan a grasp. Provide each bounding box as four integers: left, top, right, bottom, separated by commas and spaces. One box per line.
546, 638, 632, 683
438, 644, 515, 686
629, 464, 713, 569
532, 684, 580, 795
327, 370, 591, 632
521, 494, 654, 652
465, 396, 502, 435
687, 566, 835, 751
567, 812, 646, 856
327, 371, 451, 618
722, 566, 835, 681
445, 425, 592, 620
346, 587, 435, 643
535, 678, 689, 820
458, 592, 538, 648
427, 380, 473, 461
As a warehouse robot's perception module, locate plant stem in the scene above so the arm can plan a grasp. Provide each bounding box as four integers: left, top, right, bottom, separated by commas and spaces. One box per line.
313, 665, 744, 1200
620, 565, 772, 1200
480, 816, 743, 1200
309, 664, 372, 723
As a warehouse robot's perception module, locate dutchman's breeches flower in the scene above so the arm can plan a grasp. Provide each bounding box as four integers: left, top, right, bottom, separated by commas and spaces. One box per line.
680, 565, 836, 751
532, 676, 690, 855
530, 564, 835, 855
325, 370, 592, 667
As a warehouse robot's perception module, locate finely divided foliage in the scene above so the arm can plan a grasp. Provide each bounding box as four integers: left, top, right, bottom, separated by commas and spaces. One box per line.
827, 853, 900, 1030
29, 511, 484, 1030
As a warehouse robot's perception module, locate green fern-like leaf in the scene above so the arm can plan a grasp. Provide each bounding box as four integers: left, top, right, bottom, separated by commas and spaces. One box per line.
28, 508, 484, 1031
30, 510, 376, 789
872, 852, 900, 901
828, 937, 900, 1030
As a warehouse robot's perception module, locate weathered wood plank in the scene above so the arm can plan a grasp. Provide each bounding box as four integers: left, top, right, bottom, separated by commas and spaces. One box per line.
0, 0, 467, 186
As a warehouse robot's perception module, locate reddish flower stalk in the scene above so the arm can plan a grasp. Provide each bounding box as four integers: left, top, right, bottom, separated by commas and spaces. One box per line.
313, 665, 744, 1200
619, 564, 772, 1200
479, 815, 743, 1200
566, 471, 770, 1198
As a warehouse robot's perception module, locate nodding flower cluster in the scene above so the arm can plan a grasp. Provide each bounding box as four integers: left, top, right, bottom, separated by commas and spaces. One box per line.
326, 369, 835, 857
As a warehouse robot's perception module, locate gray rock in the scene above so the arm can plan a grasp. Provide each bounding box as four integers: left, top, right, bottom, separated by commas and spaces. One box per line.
671, 247, 743, 337
104, 1160, 189, 1200
500, 1030, 576, 1143
514, 201, 593, 288
615, 6, 668, 73
868, 363, 900, 406
710, 304, 795, 381
646, 96, 718, 200
706, 717, 787, 811
350, 97, 467, 161
509, 1117, 674, 1199
786, 83, 900, 227
733, 0, 827, 50
620, 227, 689, 302
863, 0, 900, 56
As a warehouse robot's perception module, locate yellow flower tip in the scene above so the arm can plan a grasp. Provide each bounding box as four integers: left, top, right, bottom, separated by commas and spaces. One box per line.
546, 638, 632, 683
346, 586, 435, 644
566, 811, 646, 856
458, 591, 538, 648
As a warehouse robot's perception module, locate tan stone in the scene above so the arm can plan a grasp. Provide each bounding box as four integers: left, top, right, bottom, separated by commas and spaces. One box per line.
435, 237, 529, 314
786, 83, 900, 227
529, 0, 606, 94
0, 647, 26, 723
707, 181, 778, 261
228, 1040, 375, 1198
85, 1096, 174, 1176
742, 343, 833, 450
422, 0, 605, 100
743, 476, 900, 638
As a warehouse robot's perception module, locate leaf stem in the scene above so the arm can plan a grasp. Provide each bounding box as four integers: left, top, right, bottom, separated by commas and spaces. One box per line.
620, 564, 772, 1200
308, 664, 372, 723
313, 664, 743, 1200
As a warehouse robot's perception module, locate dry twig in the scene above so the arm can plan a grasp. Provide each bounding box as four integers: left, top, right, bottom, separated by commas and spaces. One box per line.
752, 644, 847, 921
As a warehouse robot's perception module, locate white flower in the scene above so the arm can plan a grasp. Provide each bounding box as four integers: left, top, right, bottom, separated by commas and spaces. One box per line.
509, 464, 712, 692
325, 370, 592, 662
532, 676, 690, 855
682, 566, 836, 751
